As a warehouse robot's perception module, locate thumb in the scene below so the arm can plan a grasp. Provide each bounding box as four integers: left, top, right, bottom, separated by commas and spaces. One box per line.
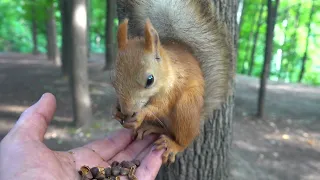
9, 93, 56, 142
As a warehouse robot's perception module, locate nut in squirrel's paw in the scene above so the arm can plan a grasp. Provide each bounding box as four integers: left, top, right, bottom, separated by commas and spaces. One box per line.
122, 112, 145, 131
153, 134, 181, 164
112, 104, 143, 131
136, 123, 167, 140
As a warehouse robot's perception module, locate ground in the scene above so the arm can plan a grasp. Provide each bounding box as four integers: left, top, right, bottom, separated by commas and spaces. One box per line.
0, 53, 319, 180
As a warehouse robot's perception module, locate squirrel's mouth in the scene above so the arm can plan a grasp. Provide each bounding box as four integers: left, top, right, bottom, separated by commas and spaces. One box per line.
143, 99, 151, 107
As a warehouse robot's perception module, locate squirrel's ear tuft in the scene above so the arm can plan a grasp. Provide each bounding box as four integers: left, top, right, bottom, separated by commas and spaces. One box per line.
117, 18, 129, 50
144, 19, 160, 59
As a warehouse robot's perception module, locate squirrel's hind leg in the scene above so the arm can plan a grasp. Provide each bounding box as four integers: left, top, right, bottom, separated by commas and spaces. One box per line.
153, 134, 184, 164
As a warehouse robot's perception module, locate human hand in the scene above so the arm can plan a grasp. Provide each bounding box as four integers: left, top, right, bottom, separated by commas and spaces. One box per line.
0, 93, 164, 180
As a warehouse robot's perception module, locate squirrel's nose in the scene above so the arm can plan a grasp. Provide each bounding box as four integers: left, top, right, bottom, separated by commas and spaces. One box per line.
131, 112, 137, 117
120, 108, 137, 118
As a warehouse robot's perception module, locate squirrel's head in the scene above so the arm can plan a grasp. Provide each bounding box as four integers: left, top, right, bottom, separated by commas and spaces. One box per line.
112, 18, 171, 117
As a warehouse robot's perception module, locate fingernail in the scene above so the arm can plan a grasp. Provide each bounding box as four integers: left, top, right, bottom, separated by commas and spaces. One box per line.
39, 93, 46, 101
151, 144, 157, 151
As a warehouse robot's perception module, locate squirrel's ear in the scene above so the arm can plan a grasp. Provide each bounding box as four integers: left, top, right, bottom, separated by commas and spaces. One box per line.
144, 19, 160, 60
117, 19, 129, 50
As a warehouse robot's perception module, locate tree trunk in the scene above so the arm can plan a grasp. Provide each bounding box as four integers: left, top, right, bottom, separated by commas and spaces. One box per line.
298, 0, 314, 83
60, 0, 72, 75
248, 3, 264, 76
87, 0, 91, 58
237, 0, 245, 29
104, 0, 117, 70
118, 0, 237, 179
69, 0, 93, 127
257, 0, 279, 118
31, 0, 39, 55
46, 3, 61, 66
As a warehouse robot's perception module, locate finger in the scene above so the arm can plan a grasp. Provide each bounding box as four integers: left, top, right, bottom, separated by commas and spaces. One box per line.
8, 93, 56, 142
82, 128, 134, 160
108, 134, 157, 163
135, 146, 165, 180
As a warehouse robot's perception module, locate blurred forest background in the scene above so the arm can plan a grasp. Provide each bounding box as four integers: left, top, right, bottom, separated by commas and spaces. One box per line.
0, 0, 319, 179
1, 0, 319, 85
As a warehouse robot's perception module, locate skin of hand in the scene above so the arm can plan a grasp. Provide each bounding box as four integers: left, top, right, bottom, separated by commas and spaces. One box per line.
0, 93, 164, 180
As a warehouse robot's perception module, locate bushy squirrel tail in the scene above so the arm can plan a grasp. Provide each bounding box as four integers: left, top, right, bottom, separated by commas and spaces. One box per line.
117, 0, 233, 120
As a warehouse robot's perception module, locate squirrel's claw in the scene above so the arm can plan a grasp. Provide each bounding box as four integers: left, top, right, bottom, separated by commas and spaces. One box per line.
153, 135, 181, 164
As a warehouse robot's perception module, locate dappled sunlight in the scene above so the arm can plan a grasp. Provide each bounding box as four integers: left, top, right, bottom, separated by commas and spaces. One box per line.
264, 131, 320, 152
0, 119, 15, 132
53, 116, 73, 122
0, 104, 73, 123
233, 140, 269, 152
267, 84, 320, 94
0, 104, 29, 114
44, 127, 73, 141
74, 3, 87, 30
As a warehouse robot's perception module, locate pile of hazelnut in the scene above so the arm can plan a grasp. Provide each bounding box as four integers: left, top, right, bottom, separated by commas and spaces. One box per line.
78, 160, 140, 180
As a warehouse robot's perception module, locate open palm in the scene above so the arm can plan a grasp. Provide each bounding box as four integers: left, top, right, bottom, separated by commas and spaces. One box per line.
0, 93, 164, 180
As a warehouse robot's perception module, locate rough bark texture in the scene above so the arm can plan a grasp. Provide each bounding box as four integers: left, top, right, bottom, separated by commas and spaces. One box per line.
60, 0, 72, 75
31, 0, 39, 55
298, 0, 314, 82
248, 3, 264, 76
69, 0, 93, 127
104, 0, 117, 70
257, 0, 279, 118
46, 3, 61, 66
117, 0, 237, 179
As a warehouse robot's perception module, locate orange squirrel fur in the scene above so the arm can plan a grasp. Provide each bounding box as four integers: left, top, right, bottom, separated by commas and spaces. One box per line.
112, 19, 205, 164
112, 0, 232, 164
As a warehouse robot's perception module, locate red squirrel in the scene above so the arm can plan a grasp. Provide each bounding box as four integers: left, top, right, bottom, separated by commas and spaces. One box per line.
112, 0, 231, 164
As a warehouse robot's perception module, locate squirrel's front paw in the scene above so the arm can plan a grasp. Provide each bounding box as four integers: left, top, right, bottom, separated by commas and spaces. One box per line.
153, 135, 182, 164
136, 123, 166, 140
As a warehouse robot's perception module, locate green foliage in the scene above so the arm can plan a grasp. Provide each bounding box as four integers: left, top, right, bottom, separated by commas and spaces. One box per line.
0, 0, 318, 86
238, 0, 320, 86
0, 0, 118, 54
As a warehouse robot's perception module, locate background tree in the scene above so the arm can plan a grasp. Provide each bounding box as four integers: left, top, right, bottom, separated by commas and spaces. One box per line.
60, 0, 72, 75
31, 0, 39, 55
46, 0, 61, 66
117, 0, 237, 179
69, 0, 93, 127
104, 0, 117, 70
248, 2, 265, 76
86, 0, 91, 58
298, 0, 315, 82
257, 0, 280, 118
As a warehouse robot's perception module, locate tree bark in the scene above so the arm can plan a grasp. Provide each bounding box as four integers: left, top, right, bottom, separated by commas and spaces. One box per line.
104, 0, 117, 70
69, 0, 93, 127
298, 0, 314, 83
31, 0, 39, 55
248, 3, 264, 76
257, 0, 279, 118
60, 0, 72, 75
118, 0, 237, 179
46, 3, 61, 66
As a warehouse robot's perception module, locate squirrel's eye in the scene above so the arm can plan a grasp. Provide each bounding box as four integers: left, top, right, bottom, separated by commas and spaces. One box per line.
145, 74, 154, 88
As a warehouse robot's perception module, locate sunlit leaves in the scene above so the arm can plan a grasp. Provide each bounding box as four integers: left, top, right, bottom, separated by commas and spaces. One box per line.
238, 0, 320, 85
